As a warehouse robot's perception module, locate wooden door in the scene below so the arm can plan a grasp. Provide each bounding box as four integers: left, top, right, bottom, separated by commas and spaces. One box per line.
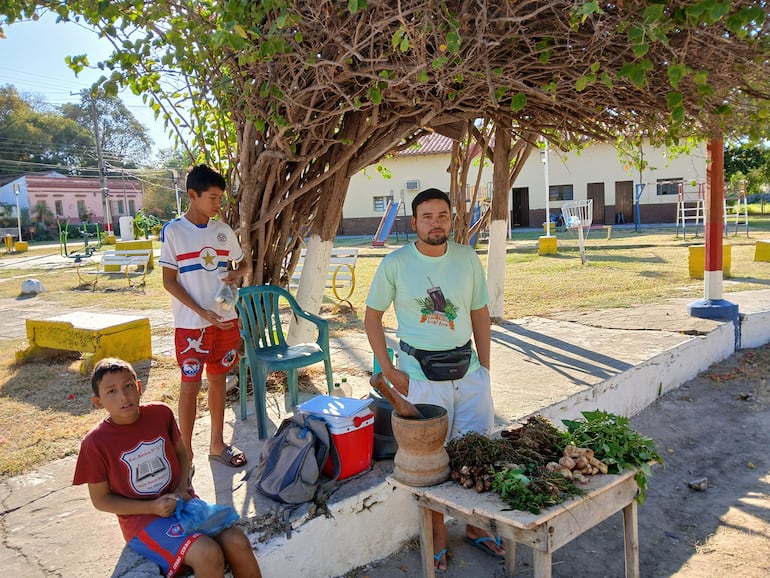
615, 181, 634, 223
511, 187, 529, 227
587, 182, 605, 225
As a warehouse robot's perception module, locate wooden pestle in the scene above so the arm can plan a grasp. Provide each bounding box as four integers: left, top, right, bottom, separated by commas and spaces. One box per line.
369, 373, 425, 419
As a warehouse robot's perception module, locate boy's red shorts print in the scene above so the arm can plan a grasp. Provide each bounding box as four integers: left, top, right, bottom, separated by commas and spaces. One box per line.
175, 323, 239, 382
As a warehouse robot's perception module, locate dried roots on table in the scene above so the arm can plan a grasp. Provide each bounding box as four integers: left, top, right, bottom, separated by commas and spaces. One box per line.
446, 416, 584, 514
446, 412, 663, 513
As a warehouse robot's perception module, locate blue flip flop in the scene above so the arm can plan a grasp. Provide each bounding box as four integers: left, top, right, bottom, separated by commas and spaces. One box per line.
433, 548, 448, 573
463, 535, 505, 560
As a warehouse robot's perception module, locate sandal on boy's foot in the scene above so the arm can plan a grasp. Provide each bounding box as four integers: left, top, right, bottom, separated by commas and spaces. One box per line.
209, 445, 247, 468
463, 535, 505, 560
433, 548, 449, 573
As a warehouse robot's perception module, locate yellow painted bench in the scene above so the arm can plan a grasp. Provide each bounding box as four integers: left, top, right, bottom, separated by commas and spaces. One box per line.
290, 248, 358, 312
17, 312, 152, 374
688, 244, 732, 279
114, 240, 155, 270
755, 240, 770, 262
78, 249, 152, 288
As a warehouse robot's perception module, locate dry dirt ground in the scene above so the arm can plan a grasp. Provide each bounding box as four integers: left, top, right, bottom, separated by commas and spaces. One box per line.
355, 344, 770, 578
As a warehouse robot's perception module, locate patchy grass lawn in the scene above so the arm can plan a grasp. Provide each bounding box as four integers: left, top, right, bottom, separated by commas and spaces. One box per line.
2, 222, 770, 478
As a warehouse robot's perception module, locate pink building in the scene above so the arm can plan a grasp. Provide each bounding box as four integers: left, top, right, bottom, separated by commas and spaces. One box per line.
3, 172, 143, 228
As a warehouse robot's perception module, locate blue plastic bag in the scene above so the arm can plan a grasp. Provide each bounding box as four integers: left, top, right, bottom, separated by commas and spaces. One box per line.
175, 497, 240, 536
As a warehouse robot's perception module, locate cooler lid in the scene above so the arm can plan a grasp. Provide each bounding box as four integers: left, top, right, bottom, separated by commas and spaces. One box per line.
297, 394, 373, 418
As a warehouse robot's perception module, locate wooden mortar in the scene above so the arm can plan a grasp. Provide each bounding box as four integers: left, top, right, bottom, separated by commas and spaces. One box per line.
369, 373, 450, 486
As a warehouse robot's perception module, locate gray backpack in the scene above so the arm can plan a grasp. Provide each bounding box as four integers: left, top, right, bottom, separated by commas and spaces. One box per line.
254, 413, 340, 504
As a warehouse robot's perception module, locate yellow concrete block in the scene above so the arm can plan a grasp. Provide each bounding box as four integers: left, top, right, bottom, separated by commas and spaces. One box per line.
543, 222, 556, 234
116, 240, 154, 270
688, 244, 732, 279
754, 240, 770, 262
539, 235, 558, 255
103, 234, 117, 245
14, 241, 28, 252
20, 312, 151, 373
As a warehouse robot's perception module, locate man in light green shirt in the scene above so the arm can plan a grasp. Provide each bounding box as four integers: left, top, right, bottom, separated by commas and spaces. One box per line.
365, 188, 503, 571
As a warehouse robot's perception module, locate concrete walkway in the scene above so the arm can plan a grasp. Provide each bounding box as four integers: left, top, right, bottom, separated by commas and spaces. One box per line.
2, 268, 770, 576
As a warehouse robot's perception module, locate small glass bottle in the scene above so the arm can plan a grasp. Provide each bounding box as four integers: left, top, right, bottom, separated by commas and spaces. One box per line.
332, 377, 353, 398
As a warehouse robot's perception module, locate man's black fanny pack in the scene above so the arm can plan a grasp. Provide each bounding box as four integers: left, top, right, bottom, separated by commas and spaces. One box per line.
400, 340, 472, 381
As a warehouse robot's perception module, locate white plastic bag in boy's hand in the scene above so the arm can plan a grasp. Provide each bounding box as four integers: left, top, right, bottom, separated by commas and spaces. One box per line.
214, 277, 236, 311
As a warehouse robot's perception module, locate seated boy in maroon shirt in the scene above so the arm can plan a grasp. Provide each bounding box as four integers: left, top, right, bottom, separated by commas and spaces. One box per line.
73, 357, 261, 578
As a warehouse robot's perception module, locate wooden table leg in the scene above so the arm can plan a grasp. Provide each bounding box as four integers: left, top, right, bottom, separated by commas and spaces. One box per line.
419, 506, 435, 578
533, 549, 552, 578
623, 500, 640, 578
504, 538, 516, 577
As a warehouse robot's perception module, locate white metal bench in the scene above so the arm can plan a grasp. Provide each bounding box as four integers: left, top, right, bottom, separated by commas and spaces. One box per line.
290, 247, 359, 312
77, 249, 153, 288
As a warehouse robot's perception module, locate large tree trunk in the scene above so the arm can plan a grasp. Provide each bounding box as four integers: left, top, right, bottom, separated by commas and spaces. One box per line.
488, 127, 512, 321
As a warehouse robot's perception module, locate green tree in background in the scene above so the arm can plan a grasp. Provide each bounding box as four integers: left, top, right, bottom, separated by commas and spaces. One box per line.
0, 84, 93, 174
60, 90, 152, 169
0, 84, 153, 175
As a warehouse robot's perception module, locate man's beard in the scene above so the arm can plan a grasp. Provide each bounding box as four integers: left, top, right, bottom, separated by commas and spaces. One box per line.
423, 232, 449, 246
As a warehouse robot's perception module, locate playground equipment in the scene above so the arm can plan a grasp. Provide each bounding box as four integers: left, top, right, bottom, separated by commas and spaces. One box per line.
133, 210, 163, 239
469, 199, 491, 247
58, 219, 102, 261
724, 180, 749, 238
562, 199, 593, 264
675, 182, 705, 239
372, 201, 401, 247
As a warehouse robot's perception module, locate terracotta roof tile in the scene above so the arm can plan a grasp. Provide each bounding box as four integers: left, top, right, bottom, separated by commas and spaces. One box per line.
397, 132, 454, 156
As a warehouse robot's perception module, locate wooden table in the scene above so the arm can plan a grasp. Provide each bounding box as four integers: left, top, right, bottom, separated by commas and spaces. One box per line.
391, 469, 640, 578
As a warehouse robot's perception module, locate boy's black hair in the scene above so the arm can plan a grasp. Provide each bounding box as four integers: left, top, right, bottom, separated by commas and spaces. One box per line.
411, 188, 451, 216
91, 357, 137, 396
186, 164, 227, 196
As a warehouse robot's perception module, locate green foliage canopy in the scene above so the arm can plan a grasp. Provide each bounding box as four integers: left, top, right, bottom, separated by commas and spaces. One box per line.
2, 1, 770, 284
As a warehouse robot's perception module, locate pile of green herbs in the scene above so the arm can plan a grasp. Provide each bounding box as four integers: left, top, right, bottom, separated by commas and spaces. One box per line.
562, 410, 663, 504
446, 411, 663, 514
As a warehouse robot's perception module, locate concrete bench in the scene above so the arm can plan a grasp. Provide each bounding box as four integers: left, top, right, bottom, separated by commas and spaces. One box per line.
755, 240, 770, 262
78, 249, 152, 288
16, 311, 152, 374
290, 248, 359, 312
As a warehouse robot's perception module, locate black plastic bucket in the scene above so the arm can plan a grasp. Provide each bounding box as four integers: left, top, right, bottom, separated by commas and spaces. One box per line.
369, 391, 398, 459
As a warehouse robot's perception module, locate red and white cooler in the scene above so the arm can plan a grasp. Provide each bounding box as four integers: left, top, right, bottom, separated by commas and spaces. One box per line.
297, 395, 374, 480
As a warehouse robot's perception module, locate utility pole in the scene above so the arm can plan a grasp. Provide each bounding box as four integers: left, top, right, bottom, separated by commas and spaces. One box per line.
172, 169, 181, 216
90, 92, 111, 233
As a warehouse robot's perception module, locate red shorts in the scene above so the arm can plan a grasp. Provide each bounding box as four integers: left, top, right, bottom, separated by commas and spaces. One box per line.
174, 322, 239, 382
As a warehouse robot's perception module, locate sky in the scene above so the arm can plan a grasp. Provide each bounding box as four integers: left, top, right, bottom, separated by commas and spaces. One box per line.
0, 11, 174, 156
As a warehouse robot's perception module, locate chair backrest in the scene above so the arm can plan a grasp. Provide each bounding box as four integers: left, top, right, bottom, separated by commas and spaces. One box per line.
236, 285, 301, 351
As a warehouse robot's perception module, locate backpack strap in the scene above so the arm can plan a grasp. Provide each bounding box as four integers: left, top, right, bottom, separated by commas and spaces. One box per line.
322, 426, 342, 485
304, 415, 342, 488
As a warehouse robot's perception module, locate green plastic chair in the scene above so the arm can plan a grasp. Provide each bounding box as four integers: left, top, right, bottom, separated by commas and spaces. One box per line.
236, 284, 334, 439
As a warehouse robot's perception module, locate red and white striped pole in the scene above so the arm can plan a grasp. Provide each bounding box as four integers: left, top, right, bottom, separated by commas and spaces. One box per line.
688, 137, 739, 348
703, 138, 724, 300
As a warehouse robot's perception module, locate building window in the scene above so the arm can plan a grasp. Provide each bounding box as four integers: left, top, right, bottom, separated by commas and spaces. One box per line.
54, 200, 63, 216
129, 200, 135, 214
548, 184, 574, 201
117, 200, 125, 215
373, 195, 394, 212
656, 178, 682, 195
77, 200, 87, 221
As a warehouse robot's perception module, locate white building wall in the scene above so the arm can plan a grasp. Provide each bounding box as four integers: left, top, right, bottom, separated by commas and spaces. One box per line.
518, 140, 708, 210
346, 153, 493, 218
346, 140, 707, 219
